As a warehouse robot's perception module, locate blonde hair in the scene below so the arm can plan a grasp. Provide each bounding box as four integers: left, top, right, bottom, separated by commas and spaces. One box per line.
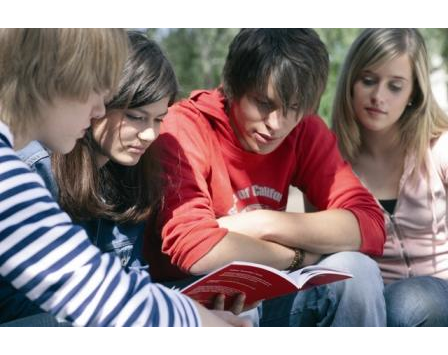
0, 28, 129, 137
332, 28, 448, 175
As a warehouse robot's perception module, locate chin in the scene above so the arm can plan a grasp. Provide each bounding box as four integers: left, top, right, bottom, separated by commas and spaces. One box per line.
115, 157, 140, 166
363, 123, 387, 132
249, 147, 272, 155
258, 148, 275, 155
259, 143, 281, 155
53, 142, 77, 155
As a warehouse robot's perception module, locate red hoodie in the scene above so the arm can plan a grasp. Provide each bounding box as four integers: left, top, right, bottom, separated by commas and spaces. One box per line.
143, 89, 385, 281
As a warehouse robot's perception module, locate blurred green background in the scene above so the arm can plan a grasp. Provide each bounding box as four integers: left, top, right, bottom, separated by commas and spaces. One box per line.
145, 29, 448, 125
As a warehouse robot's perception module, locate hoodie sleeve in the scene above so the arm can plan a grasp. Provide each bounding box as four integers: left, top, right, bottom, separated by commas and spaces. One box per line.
153, 104, 229, 273
293, 116, 386, 256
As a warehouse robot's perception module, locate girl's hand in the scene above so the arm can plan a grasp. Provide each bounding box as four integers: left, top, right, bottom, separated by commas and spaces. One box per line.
213, 293, 261, 315
209, 310, 253, 327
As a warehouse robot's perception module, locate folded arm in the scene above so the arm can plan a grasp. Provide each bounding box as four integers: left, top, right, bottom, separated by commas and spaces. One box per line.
189, 230, 296, 275
217, 209, 361, 254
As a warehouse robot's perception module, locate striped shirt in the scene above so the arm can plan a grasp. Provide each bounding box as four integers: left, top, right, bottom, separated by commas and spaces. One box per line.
0, 122, 200, 326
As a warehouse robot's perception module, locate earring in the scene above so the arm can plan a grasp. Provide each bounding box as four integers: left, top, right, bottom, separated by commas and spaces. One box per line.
407, 102, 413, 107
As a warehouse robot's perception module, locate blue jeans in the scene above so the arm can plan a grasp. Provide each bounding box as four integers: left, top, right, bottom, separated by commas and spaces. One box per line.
385, 276, 448, 326
0, 313, 71, 327
257, 251, 386, 326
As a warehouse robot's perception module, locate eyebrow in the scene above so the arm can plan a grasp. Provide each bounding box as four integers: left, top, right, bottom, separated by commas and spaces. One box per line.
155, 110, 168, 118
391, 76, 409, 81
252, 93, 277, 105
362, 70, 409, 81
129, 108, 168, 118
131, 107, 150, 116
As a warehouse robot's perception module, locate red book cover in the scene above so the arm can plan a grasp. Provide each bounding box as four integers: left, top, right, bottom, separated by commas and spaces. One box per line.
181, 261, 352, 310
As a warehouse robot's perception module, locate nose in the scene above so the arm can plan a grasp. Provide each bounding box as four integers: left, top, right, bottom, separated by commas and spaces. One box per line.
370, 83, 386, 106
265, 109, 281, 132
138, 127, 156, 142
91, 99, 106, 121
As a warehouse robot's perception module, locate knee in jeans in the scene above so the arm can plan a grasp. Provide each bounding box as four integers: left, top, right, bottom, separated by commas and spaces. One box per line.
386, 276, 447, 326
319, 252, 384, 305
322, 251, 381, 280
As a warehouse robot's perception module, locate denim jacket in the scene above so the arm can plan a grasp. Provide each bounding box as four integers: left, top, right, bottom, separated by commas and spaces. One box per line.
16, 141, 147, 271
17, 141, 59, 197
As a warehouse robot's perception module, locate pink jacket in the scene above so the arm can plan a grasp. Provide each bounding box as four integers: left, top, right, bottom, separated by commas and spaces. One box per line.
374, 132, 448, 284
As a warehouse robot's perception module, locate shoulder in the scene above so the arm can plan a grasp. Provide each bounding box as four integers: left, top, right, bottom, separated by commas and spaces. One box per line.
296, 115, 332, 138
430, 131, 448, 168
294, 115, 336, 148
429, 131, 448, 181
164, 89, 224, 126
431, 131, 448, 154
0, 122, 14, 148
160, 93, 222, 147
16, 141, 58, 198
163, 100, 206, 132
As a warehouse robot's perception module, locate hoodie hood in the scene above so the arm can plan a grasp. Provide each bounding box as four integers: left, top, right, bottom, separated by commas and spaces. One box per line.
188, 88, 228, 121
188, 88, 249, 154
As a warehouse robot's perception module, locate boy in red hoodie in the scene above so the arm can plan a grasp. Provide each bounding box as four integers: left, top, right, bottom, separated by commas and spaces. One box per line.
144, 29, 386, 326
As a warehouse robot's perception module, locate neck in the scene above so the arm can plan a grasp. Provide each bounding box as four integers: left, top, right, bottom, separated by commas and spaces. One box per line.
13, 130, 33, 150
0, 107, 33, 150
359, 126, 403, 159
228, 102, 249, 151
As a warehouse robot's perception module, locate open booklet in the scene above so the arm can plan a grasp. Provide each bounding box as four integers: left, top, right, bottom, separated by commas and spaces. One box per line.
181, 261, 353, 310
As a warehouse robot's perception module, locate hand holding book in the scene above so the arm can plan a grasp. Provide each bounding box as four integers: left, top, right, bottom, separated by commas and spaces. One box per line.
182, 261, 353, 310
213, 292, 261, 314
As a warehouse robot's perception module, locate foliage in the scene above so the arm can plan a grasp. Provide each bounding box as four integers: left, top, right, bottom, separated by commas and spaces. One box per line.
148, 28, 448, 126
149, 28, 238, 98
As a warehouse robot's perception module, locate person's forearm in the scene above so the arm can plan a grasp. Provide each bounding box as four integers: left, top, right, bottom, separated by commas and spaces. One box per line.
260, 210, 361, 253
218, 209, 361, 254
189, 231, 296, 275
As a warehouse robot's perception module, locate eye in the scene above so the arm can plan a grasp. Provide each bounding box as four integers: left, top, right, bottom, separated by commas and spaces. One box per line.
125, 112, 145, 121
255, 98, 274, 111
361, 76, 376, 86
388, 82, 403, 93
154, 113, 167, 124
256, 98, 269, 107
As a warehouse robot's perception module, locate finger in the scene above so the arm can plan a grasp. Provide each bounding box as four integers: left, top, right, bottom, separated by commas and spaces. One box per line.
213, 293, 225, 310
230, 293, 246, 315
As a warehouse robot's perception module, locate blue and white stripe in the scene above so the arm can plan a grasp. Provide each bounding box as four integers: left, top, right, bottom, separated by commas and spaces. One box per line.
0, 122, 200, 327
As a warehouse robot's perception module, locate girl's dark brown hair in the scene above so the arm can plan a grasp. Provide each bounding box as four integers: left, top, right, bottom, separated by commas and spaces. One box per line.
53, 31, 177, 223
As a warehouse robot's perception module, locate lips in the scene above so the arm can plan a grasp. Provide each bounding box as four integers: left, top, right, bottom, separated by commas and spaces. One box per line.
128, 145, 148, 155
254, 132, 277, 144
365, 107, 387, 115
